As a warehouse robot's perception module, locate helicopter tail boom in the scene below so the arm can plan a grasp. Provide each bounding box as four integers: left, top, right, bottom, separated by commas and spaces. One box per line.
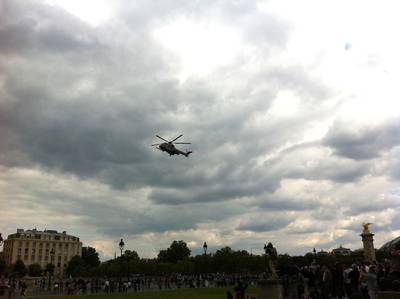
184, 151, 192, 157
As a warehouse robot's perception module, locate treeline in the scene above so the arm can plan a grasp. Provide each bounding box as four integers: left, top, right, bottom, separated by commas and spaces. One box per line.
0, 240, 392, 278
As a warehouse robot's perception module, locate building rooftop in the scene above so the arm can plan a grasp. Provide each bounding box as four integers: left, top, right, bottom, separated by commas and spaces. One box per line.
6, 228, 80, 241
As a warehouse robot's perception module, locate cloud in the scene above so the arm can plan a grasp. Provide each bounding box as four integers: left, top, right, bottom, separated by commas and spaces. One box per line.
237, 213, 294, 232
1, 0, 399, 258
323, 118, 400, 160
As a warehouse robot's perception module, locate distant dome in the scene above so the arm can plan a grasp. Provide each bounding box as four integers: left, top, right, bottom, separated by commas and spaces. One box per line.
380, 236, 400, 251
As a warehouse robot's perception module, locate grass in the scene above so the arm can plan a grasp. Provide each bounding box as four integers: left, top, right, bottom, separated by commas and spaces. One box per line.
31, 286, 258, 299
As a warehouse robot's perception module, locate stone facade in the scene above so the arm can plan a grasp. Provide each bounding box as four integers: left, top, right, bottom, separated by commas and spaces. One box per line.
2, 228, 82, 275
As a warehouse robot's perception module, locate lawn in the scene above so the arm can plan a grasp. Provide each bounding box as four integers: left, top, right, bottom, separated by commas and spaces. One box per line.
32, 286, 258, 299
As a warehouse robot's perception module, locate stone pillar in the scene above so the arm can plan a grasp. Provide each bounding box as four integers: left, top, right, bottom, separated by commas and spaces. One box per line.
360, 223, 376, 262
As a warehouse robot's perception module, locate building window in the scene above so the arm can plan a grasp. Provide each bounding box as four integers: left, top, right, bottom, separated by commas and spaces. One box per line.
45, 249, 49, 254
31, 255, 35, 262
24, 248, 28, 254
39, 249, 42, 254
38, 255, 42, 261
44, 256, 48, 261
18, 248, 22, 253
24, 255, 28, 261
39, 243, 43, 248
32, 249, 36, 254
46, 243, 49, 248
35, 235, 41, 239
25, 241, 30, 247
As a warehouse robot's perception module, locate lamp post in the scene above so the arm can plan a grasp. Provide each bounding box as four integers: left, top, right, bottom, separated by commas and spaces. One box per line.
203, 242, 208, 255
118, 239, 125, 289
119, 239, 125, 257
48, 248, 55, 291
263, 243, 268, 271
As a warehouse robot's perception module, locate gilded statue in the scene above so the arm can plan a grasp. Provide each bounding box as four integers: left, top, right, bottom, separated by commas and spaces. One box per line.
362, 222, 372, 233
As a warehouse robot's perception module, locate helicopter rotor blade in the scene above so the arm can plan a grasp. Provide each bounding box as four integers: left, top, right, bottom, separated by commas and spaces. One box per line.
170, 134, 183, 143
173, 142, 191, 144
151, 143, 162, 146
156, 135, 169, 142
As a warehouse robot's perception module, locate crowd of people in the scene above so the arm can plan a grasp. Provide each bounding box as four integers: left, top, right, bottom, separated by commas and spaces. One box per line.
277, 259, 396, 299
0, 259, 398, 298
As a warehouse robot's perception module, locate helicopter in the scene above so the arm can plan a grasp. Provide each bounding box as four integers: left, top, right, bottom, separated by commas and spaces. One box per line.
152, 134, 192, 157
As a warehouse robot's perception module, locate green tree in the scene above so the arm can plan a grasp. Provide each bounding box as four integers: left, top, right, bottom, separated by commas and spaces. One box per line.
158, 240, 191, 263
66, 255, 84, 277
0, 257, 6, 274
45, 263, 55, 275
82, 247, 100, 267
28, 263, 42, 276
12, 260, 27, 277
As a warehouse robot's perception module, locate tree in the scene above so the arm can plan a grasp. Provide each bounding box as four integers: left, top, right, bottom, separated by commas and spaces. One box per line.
158, 240, 191, 263
123, 250, 140, 261
12, 260, 27, 277
0, 257, 6, 274
66, 255, 85, 277
82, 247, 100, 267
28, 263, 42, 277
45, 263, 55, 276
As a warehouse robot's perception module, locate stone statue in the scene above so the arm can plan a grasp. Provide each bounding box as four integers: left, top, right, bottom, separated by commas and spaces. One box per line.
264, 242, 278, 279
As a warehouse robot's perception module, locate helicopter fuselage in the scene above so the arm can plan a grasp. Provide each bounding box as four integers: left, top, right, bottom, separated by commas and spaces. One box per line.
159, 143, 182, 155
152, 134, 192, 157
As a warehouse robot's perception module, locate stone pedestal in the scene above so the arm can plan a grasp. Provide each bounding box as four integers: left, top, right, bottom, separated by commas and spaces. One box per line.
257, 279, 283, 299
361, 231, 376, 262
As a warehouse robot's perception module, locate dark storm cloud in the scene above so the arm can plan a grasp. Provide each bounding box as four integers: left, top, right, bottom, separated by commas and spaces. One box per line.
253, 195, 317, 211
343, 201, 398, 216
323, 118, 400, 160
237, 214, 294, 232
0, 0, 102, 55
2, 0, 378, 247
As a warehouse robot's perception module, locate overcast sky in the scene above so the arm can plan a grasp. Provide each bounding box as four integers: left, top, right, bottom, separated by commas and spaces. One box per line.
1, 0, 400, 259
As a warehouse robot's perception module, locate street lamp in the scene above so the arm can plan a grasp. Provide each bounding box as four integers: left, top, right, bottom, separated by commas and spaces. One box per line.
118, 239, 125, 289
203, 242, 208, 255
119, 239, 125, 257
263, 243, 268, 270
48, 248, 55, 291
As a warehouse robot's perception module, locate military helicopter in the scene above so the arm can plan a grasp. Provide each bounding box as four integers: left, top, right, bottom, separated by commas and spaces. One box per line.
152, 134, 192, 157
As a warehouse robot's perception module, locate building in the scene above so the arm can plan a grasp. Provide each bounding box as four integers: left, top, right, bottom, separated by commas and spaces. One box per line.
332, 245, 352, 255
2, 228, 82, 275
381, 236, 400, 251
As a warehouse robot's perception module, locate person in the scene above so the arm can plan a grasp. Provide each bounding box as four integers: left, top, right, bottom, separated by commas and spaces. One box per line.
332, 263, 344, 299
367, 266, 377, 299
343, 264, 353, 297
226, 290, 233, 299
359, 265, 369, 298
349, 264, 360, 294
234, 281, 248, 299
